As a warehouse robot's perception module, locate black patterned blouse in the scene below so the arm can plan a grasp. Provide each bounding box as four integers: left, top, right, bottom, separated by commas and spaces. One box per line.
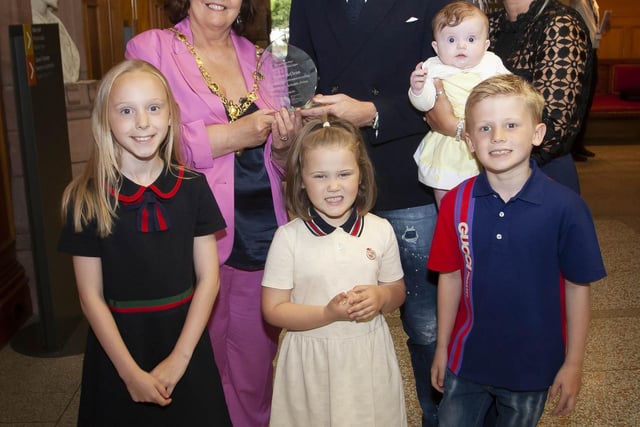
489, 0, 593, 165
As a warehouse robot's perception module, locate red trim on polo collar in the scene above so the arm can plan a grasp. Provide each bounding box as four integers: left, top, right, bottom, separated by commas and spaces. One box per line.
303, 207, 364, 237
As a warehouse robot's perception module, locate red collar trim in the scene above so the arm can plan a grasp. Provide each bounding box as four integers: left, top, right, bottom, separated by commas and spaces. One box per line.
303, 207, 364, 237
114, 167, 184, 203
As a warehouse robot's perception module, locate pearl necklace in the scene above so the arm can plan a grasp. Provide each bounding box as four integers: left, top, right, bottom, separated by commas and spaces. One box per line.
171, 28, 263, 122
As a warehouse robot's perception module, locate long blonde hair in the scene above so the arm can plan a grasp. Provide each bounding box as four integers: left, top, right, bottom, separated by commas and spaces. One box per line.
61, 60, 182, 237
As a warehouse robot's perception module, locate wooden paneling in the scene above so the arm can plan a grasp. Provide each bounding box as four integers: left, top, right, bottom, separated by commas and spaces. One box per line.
245, 0, 272, 47
81, 0, 172, 79
82, 0, 113, 79
82, 0, 126, 80
597, 0, 640, 59
133, 0, 169, 33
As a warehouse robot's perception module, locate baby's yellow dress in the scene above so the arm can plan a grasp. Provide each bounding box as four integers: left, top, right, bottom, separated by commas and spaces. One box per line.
414, 71, 482, 190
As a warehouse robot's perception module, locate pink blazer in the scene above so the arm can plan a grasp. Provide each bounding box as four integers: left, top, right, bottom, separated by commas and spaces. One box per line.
125, 19, 288, 264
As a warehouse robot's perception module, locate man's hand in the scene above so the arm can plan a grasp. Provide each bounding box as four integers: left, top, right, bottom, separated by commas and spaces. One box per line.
300, 94, 376, 128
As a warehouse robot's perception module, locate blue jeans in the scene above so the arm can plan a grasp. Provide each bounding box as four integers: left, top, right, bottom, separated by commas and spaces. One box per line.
377, 204, 439, 427
439, 370, 547, 427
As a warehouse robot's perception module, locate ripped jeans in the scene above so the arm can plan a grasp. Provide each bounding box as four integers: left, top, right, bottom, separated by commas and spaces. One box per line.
377, 203, 440, 427
439, 369, 547, 427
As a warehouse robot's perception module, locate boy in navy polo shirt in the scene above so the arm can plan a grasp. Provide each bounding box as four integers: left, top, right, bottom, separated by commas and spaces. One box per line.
428, 74, 606, 427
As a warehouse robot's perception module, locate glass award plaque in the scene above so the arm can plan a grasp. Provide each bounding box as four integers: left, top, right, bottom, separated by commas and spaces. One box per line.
257, 37, 318, 110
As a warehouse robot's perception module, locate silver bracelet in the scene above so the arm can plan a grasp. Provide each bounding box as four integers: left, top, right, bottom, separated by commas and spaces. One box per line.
455, 118, 465, 141
371, 112, 379, 130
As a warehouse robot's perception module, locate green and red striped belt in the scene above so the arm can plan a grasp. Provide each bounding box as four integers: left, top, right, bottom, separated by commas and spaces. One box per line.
107, 286, 194, 313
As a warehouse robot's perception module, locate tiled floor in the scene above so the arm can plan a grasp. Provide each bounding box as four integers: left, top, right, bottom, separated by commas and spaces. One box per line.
1, 144, 638, 426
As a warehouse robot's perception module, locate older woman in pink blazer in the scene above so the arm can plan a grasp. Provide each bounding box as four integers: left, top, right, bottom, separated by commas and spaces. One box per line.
126, 1, 299, 426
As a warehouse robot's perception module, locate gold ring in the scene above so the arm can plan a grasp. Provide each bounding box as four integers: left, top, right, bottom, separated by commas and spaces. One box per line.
280, 135, 289, 141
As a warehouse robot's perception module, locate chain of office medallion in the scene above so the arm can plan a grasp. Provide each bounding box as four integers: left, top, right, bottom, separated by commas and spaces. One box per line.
170, 28, 263, 122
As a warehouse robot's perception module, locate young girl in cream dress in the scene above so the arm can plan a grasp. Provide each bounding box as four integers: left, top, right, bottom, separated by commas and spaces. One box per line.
262, 116, 407, 426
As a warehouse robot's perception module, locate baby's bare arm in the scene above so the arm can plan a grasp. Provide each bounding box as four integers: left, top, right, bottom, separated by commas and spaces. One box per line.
410, 61, 428, 94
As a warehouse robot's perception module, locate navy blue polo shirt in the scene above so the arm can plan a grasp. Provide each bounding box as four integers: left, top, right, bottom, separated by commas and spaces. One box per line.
429, 162, 606, 391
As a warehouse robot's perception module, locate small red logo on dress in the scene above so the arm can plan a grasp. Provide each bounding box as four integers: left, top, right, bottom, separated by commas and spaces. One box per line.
366, 248, 376, 260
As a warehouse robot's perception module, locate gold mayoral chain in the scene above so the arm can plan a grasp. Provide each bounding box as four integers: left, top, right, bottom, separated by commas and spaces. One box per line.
171, 28, 264, 122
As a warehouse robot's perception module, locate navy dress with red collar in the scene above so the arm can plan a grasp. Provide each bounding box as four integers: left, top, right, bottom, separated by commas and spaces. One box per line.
58, 166, 231, 426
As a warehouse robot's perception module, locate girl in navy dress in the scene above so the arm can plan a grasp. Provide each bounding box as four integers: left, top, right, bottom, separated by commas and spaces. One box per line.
59, 59, 231, 426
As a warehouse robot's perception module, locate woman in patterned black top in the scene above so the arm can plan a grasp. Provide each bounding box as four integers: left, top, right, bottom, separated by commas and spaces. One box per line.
489, 0, 593, 193
428, 0, 592, 194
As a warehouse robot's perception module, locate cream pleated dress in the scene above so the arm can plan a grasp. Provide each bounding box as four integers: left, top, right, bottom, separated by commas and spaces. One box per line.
262, 211, 407, 427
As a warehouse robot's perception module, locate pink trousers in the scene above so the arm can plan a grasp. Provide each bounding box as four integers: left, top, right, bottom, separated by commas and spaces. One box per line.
208, 265, 281, 427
